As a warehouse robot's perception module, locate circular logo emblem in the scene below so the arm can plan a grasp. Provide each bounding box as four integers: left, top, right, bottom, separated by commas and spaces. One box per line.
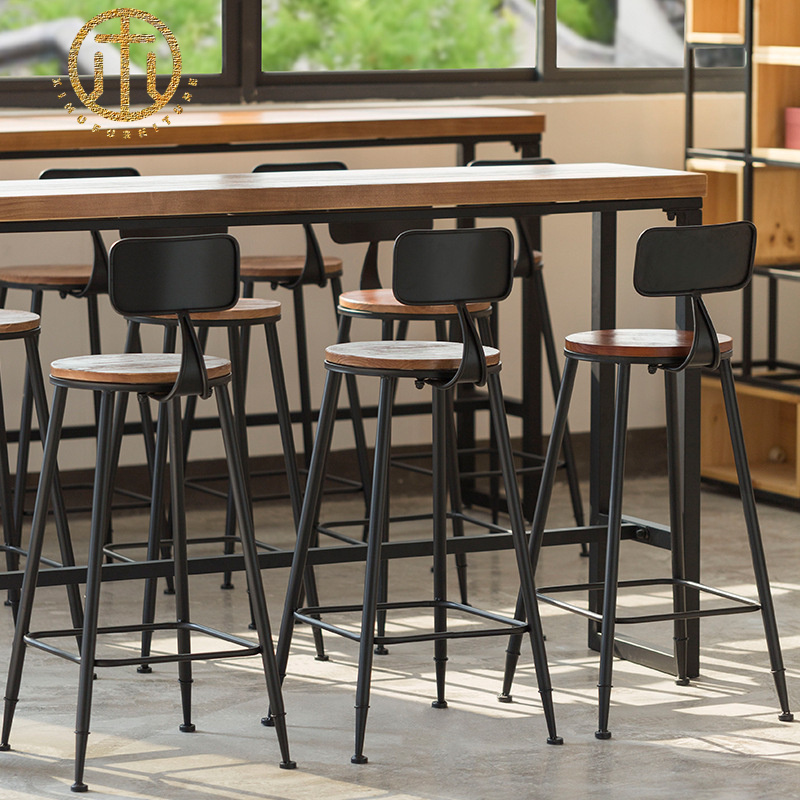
68, 8, 182, 122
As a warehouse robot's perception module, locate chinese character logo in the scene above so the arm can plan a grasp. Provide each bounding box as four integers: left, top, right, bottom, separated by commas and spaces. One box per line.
68, 8, 182, 123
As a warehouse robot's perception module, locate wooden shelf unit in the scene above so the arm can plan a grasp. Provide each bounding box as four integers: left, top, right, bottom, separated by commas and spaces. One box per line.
701, 376, 800, 497
686, 0, 745, 44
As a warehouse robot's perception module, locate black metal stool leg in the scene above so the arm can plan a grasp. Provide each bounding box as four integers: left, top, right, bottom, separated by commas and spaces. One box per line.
664, 370, 690, 686
292, 288, 315, 467
596, 363, 631, 741
487, 371, 561, 744
216, 384, 296, 768
444, 389, 469, 605
499, 357, 579, 703
431, 387, 449, 709
166, 397, 196, 734
719, 359, 793, 721
0, 376, 19, 611
73, 390, 117, 793
353, 376, 396, 765
0, 384, 68, 753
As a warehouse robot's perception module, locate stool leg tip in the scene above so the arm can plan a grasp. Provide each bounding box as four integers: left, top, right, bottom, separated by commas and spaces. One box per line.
0, 742, 11, 752
351, 754, 368, 765
261, 715, 275, 727
779, 712, 794, 722
497, 693, 513, 704
137, 665, 152, 674
220, 582, 235, 591
179, 723, 196, 733
374, 646, 389, 656
70, 782, 88, 793
314, 655, 330, 662
595, 730, 611, 740
547, 736, 564, 746
675, 678, 690, 686
280, 760, 297, 770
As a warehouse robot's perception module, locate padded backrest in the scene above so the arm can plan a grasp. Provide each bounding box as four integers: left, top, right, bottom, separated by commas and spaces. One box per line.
392, 228, 514, 306
634, 221, 756, 298
108, 234, 240, 316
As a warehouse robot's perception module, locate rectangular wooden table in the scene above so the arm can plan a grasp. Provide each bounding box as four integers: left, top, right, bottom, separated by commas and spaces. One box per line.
0, 104, 546, 161
0, 161, 707, 676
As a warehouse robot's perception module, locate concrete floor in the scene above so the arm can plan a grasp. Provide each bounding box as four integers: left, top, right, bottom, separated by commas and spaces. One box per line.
0, 476, 798, 799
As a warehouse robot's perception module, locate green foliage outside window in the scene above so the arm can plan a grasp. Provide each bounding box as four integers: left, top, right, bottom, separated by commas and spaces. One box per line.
261, 0, 517, 71
557, 0, 616, 45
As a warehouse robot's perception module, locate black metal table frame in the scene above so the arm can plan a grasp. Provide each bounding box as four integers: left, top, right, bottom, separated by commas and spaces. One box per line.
0, 191, 704, 678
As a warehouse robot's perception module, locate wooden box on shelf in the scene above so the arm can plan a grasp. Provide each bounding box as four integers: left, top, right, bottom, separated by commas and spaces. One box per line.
686, 157, 800, 265
686, 0, 745, 44
701, 375, 800, 497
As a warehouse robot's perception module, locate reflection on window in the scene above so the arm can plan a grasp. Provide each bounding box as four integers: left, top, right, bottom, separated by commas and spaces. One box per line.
260, 0, 536, 71
0, 1, 222, 77
557, 0, 685, 67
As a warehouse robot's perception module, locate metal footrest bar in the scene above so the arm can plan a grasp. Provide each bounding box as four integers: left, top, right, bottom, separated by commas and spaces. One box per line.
25, 620, 262, 668
390, 446, 556, 480
537, 577, 761, 625
103, 533, 284, 563
295, 598, 529, 647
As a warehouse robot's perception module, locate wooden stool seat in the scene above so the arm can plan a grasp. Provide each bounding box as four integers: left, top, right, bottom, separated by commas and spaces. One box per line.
325, 340, 500, 372
565, 329, 734, 360
0, 264, 92, 289
147, 297, 282, 323
240, 254, 343, 281
338, 287, 491, 316
0, 310, 41, 334
50, 353, 231, 385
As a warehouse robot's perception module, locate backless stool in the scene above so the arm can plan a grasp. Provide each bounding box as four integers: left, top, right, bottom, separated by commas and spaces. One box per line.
501, 221, 793, 739
239, 162, 370, 503
275, 227, 561, 764
0, 167, 142, 523
0, 234, 295, 792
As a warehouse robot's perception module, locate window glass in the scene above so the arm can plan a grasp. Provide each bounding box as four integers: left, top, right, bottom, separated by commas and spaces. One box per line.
260, 0, 536, 71
557, 0, 685, 67
0, 1, 222, 78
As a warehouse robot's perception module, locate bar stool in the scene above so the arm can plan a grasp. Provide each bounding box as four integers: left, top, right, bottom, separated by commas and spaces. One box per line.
275, 227, 561, 764
239, 162, 370, 503
0, 167, 142, 524
0, 234, 295, 792
502, 221, 793, 739
0, 309, 78, 627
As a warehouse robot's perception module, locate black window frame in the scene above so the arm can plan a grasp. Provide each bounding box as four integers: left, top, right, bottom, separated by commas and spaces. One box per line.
0, 0, 738, 109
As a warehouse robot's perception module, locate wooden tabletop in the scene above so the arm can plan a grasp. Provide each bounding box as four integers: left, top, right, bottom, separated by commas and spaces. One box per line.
0, 104, 546, 155
0, 163, 706, 226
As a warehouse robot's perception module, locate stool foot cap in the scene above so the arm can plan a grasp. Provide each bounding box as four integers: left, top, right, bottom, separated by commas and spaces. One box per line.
780, 712, 794, 722
220, 582, 235, 591
547, 736, 564, 746
163, 588, 175, 596
280, 760, 297, 770
351, 754, 368, 765
0, 742, 11, 752
179, 723, 196, 733
261, 716, 275, 728
71, 783, 88, 793
675, 678, 690, 686
137, 665, 152, 674
4, 599, 14, 607
595, 730, 612, 740
374, 646, 389, 656
314, 655, 330, 662
431, 700, 448, 709
497, 693, 513, 704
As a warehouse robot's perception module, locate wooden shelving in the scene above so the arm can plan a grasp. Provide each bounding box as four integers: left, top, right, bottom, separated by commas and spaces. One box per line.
686, 0, 745, 44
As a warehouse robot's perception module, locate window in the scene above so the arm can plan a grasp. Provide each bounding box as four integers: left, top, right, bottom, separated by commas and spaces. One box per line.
0, 0, 734, 108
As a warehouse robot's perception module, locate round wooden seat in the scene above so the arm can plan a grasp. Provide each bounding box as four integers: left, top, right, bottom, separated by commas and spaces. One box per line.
240, 254, 343, 281
338, 288, 491, 316
145, 298, 282, 323
0, 264, 92, 290
50, 353, 231, 385
565, 329, 734, 360
325, 340, 500, 372
0, 310, 41, 334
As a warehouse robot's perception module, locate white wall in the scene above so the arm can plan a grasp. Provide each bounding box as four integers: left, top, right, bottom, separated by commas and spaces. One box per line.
0, 91, 745, 470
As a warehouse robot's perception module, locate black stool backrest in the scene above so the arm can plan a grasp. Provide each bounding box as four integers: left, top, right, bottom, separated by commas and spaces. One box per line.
633, 221, 757, 371
392, 227, 514, 387
329, 217, 434, 290
108, 233, 240, 400
252, 162, 346, 287
40, 167, 140, 296
469, 158, 554, 278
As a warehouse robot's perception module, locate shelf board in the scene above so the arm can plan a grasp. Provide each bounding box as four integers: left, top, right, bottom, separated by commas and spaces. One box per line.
687, 33, 746, 45
752, 147, 800, 165
754, 46, 800, 65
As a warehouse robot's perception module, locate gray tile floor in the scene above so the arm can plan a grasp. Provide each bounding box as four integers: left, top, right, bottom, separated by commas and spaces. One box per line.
1, 477, 798, 799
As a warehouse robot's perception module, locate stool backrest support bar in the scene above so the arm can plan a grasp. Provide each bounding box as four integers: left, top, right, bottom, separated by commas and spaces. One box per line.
39, 166, 140, 297
108, 233, 240, 400
633, 221, 757, 372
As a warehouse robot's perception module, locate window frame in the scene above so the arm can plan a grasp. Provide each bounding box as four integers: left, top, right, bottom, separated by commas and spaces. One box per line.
0, 0, 738, 108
